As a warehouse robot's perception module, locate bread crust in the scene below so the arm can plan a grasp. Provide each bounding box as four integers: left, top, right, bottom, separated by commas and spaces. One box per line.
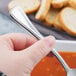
8, 0, 40, 14
54, 14, 63, 30
59, 7, 76, 36
44, 19, 53, 27
44, 9, 54, 27
69, 0, 76, 9
44, 8, 60, 27
35, 0, 51, 21
52, 0, 69, 8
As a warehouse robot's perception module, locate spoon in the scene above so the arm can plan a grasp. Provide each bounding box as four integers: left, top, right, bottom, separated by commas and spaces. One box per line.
9, 6, 76, 76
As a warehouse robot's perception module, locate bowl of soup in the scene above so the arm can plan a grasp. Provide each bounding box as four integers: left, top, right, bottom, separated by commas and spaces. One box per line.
31, 40, 76, 76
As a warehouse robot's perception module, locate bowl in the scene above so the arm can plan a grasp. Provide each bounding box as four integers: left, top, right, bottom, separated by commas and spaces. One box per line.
32, 40, 76, 76
55, 40, 76, 52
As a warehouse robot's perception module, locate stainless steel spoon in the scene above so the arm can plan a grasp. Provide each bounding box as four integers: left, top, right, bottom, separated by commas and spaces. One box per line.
9, 6, 76, 76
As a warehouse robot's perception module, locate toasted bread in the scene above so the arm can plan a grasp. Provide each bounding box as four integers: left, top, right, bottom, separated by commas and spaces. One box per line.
44, 8, 60, 27
54, 14, 63, 30
35, 0, 51, 21
52, 0, 69, 8
8, 0, 40, 14
69, 0, 76, 9
59, 7, 76, 36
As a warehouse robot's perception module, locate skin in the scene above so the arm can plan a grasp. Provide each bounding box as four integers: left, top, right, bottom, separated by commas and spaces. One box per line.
0, 33, 55, 76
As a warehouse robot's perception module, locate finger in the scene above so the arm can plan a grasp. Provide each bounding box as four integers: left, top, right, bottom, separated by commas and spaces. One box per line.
20, 36, 55, 71
1, 33, 37, 50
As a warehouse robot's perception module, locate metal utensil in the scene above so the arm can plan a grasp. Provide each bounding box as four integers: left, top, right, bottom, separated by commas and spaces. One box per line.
9, 6, 76, 76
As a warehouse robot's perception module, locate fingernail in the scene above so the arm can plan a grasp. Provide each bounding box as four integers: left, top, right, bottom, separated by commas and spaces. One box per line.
44, 36, 55, 47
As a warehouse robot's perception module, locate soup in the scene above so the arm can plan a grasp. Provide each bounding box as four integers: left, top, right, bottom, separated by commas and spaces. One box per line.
31, 52, 76, 76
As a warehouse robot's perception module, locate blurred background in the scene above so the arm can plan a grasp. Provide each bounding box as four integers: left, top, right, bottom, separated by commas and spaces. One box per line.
0, 0, 76, 40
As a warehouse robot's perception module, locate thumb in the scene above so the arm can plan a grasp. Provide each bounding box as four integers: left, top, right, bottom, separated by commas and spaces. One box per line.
21, 36, 55, 68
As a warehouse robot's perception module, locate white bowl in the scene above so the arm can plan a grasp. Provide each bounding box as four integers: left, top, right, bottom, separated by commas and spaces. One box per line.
55, 40, 76, 52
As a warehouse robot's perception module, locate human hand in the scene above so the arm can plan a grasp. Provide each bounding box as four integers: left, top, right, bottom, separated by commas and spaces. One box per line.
0, 33, 55, 76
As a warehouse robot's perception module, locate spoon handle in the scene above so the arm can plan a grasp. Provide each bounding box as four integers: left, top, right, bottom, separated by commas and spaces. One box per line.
9, 6, 70, 72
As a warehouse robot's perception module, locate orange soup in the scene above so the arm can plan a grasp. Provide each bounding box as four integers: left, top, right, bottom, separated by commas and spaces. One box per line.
31, 52, 76, 76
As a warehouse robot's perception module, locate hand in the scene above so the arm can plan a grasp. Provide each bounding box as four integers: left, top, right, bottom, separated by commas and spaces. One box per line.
0, 33, 55, 76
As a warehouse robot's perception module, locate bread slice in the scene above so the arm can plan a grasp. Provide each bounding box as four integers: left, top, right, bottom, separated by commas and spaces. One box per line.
35, 0, 51, 21
52, 0, 69, 8
44, 8, 60, 27
8, 0, 40, 14
69, 0, 76, 9
53, 14, 63, 30
59, 7, 76, 36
